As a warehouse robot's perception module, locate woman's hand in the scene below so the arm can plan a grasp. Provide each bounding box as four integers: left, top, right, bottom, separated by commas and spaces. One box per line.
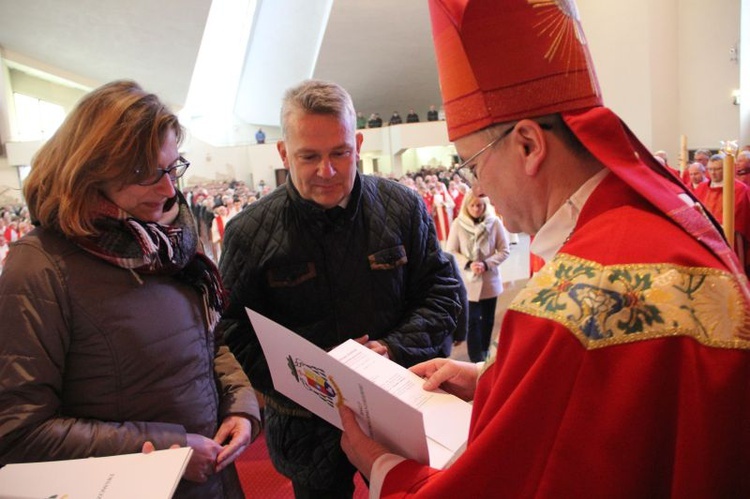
213, 415, 253, 473
410, 358, 479, 402
142, 441, 157, 453
143, 434, 222, 483
470, 261, 486, 275
183, 433, 223, 483
339, 405, 390, 481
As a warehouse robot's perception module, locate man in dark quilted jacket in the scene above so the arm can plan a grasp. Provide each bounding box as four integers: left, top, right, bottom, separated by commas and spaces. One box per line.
216, 79, 464, 498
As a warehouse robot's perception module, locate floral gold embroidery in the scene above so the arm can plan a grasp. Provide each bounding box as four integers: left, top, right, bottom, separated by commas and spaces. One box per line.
510, 254, 750, 349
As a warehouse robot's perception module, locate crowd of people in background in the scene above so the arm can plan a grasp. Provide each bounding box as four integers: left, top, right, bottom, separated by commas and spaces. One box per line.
0, 205, 33, 273
0, 162, 480, 276
182, 163, 520, 270
184, 179, 270, 263
4, 144, 749, 278
653, 146, 750, 276
3, 146, 748, 278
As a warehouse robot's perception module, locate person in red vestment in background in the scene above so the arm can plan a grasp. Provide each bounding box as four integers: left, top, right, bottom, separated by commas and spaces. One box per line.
736, 149, 750, 186
211, 204, 230, 262
338, 0, 750, 497
431, 180, 454, 245
686, 161, 708, 192
694, 154, 750, 275
682, 149, 713, 186
3, 217, 20, 243
693, 148, 712, 168
417, 182, 433, 218
447, 179, 466, 217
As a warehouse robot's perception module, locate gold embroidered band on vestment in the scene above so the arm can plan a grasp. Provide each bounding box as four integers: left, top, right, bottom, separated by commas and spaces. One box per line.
507, 253, 750, 350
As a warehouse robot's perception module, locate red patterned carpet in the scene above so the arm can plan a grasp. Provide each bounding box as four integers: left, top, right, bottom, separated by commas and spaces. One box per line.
235, 433, 368, 498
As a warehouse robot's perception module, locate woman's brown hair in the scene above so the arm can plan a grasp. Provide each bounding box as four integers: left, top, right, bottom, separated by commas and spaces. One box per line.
24, 80, 183, 237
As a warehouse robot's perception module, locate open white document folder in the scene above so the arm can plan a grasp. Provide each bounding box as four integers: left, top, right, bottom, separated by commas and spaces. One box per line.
0, 447, 192, 499
247, 308, 471, 469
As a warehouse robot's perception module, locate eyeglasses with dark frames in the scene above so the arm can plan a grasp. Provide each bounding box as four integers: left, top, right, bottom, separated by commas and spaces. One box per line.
456, 122, 552, 186
137, 156, 191, 186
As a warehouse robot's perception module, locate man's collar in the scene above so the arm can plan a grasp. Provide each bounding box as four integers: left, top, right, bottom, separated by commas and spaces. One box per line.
530, 169, 609, 263
287, 171, 361, 225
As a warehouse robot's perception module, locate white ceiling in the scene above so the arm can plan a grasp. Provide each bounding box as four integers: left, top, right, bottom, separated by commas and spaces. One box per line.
0, 0, 443, 123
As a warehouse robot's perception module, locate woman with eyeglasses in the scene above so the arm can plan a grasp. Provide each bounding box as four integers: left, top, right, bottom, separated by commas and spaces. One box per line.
0, 80, 260, 498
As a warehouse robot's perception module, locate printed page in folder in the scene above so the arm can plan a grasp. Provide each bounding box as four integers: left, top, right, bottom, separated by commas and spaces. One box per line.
0, 447, 192, 499
246, 307, 472, 468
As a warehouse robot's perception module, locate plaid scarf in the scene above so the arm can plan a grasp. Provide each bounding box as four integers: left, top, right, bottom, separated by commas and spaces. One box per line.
75, 192, 227, 331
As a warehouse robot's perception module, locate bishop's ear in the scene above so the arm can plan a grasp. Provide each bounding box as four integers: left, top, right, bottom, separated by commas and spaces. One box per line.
515, 120, 548, 176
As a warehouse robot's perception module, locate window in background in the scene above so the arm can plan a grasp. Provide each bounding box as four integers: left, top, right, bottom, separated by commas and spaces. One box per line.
13, 92, 65, 141
17, 165, 31, 184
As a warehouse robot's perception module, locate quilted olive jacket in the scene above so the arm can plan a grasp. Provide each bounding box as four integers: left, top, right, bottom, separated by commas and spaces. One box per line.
217, 173, 463, 406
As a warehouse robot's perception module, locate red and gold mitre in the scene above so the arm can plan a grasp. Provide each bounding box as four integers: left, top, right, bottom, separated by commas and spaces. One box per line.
428, 0, 750, 304
429, 0, 602, 141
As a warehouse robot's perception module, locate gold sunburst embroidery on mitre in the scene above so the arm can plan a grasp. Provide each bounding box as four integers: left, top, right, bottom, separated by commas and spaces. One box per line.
527, 0, 586, 62
527, 0, 599, 94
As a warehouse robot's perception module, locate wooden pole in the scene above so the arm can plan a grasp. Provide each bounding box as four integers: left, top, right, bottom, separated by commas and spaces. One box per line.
723, 150, 736, 248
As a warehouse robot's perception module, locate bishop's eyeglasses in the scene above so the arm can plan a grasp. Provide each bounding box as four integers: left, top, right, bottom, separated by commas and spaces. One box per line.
455, 122, 552, 186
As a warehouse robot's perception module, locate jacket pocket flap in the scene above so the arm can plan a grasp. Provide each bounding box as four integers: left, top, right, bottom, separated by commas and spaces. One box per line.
267, 262, 317, 287
368, 245, 407, 270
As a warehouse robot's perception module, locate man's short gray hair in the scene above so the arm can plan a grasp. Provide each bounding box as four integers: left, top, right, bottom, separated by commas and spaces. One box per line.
688, 162, 705, 173
280, 79, 356, 139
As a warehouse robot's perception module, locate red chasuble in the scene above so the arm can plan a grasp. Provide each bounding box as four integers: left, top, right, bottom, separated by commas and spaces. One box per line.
694, 180, 750, 275
694, 180, 750, 226
381, 174, 750, 498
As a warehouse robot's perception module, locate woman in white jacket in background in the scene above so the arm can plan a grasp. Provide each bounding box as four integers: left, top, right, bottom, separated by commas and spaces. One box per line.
447, 189, 510, 362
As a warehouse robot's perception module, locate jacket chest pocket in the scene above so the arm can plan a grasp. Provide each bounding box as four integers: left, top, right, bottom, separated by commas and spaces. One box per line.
368, 245, 407, 270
